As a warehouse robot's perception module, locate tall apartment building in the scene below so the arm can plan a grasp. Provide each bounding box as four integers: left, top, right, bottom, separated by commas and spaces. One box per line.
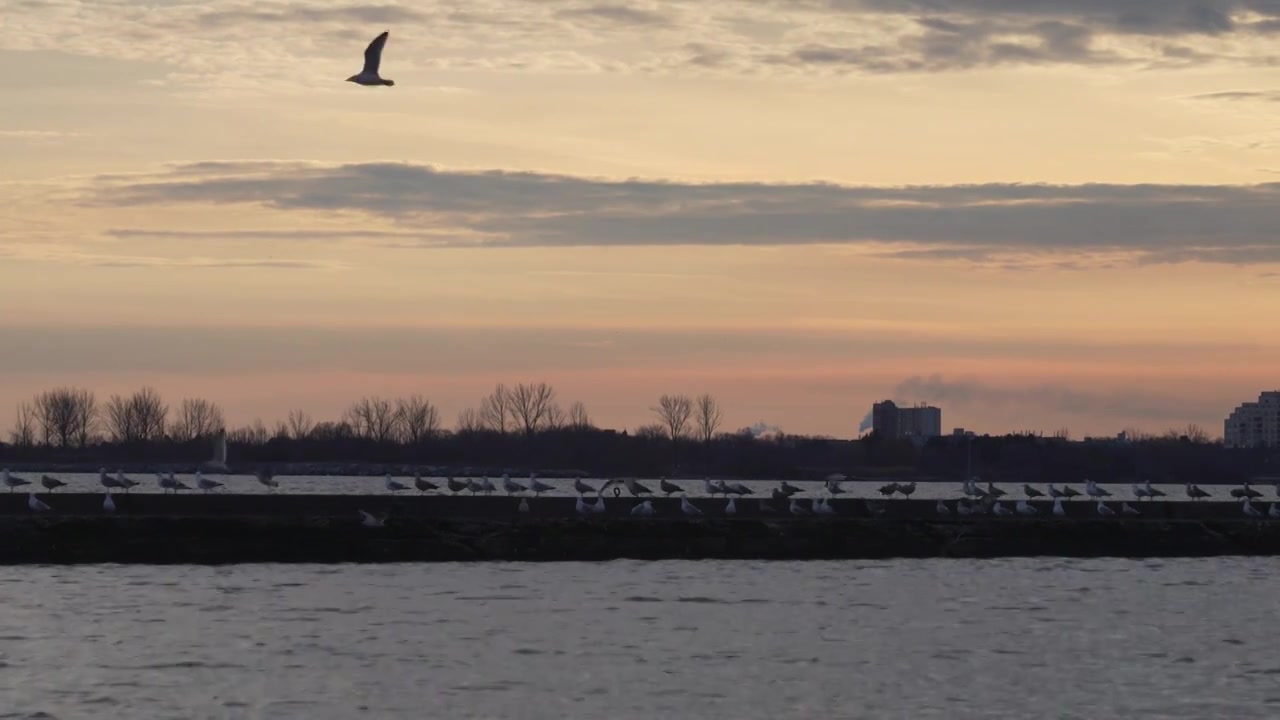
871, 400, 942, 440
1224, 391, 1280, 448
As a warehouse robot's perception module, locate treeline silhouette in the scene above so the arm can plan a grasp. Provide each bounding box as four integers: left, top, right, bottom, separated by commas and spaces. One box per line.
3, 384, 1277, 484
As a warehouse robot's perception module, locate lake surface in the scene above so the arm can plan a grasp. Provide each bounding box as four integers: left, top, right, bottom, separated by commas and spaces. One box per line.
12, 471, 1271, 504
2, 558, 1278, 718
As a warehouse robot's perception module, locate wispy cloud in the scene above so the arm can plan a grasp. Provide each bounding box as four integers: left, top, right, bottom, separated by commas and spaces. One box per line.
87, 160, 1280, 267
6, 0, 1280, 89
891, 373, 1219, 424
1187, 89, 1280, 101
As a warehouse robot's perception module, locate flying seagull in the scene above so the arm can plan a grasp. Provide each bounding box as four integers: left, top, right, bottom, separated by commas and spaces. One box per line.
347, 31, 395, 86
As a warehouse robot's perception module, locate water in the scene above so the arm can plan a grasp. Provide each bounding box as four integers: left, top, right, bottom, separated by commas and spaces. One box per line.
2, 559, 1278, 718
11, 472, 1264, 503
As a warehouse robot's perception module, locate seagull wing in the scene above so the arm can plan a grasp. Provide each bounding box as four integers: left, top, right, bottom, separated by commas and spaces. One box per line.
363, 31, 389, 75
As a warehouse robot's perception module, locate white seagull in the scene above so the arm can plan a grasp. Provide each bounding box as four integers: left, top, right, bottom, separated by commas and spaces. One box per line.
1052, 497, 1066, 517
814, 497, 837, 515
103, 492, 116, 513
501, 474, 527, 496
385, 474, 409, 493
1015, 500, 1038, 516
358, 509, 387, 527
724, 497, 737, 515
1096, 500, 1115, 516
3, 469, 31, 493
197, 473, 224, 493
347, 31, 395, 86
992, 501, 1012, 516
1269, 503, 1280, 519
788, 498, 809, 515
528, 475, 554, 496
518, 497, 530, 514
27, 492, 50, 513
936, 499, 950, 515
631, 500, 656, 516
681, 495, 703, 516
1122, 502, 1141, 516
1243, 498, 1263, 518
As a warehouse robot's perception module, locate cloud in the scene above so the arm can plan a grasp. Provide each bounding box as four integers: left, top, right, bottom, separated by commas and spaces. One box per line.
88, 160, 1280, 267
890, 373, 1217, 423
7, 0, 1280, 86
2, 244, 344, 270
554, 4, 673, 28
1187, 90, 1280, 101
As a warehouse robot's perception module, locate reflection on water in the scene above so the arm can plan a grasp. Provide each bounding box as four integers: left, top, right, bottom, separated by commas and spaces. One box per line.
1, 558, 1278, 718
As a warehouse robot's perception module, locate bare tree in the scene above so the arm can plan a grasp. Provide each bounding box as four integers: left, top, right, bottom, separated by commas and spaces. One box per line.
287, 409, 313, 440
1184, 423, 1211, 444
311, 421, 354, 441
511, 382, 557, 437
567, 400, 593, 432
635, 423, 668, 440
396, 394, 440, 444
456, 407, 482, 434
9, 402, 36, 447
694, 393, 723, 444
104, 394, 138, 443
272, 420, 290, 440
652, 393, 693, 442
345, 396, 398, 442
543, 402, 566, 432
171, 398, 225, 442
33, 387, 97, 448
479, 383, 514, 434
229, 418, 269, 445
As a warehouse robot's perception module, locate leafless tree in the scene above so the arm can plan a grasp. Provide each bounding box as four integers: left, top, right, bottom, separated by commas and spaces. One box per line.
287, 409, 313, 440
543, 403, 566, 432
33, 386, 98, 448
171, 398, 225, 442
694, 393, 723, 444
229, 418, 269, 445
567, 400, 593, 432
310, 421, 354, 441
104, 394, 138, 443
272, 420, 290, 440
652, 393, 693, 442
635, 423, 668, 441
456, 407, 482, 434
345, 396, 398, 442
105, 386, 167, 443
396, 394, 440, 444
1184, 423, 1211, 444
511, 382, 556, 437
9, 402, 36, 447
479, 384, 514, 434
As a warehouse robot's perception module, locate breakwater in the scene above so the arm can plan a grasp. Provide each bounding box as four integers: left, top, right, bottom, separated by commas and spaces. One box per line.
1, 493, 1278, 564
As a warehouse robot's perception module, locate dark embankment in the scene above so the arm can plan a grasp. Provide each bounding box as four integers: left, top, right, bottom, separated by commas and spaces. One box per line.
0, 493, 1277, 564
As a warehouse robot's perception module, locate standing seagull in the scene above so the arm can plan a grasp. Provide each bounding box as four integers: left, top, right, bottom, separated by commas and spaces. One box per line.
415, 475, 440, 494
660, 477, 683, 496
256, 467, 279, 492
197, 473, 224, 493
40, 475, 67, 492
3, 470, 31, 493
347, 31, 395, 86
385, 474, 409, 493
27, 492, 51, 513
528, 474, 554, 496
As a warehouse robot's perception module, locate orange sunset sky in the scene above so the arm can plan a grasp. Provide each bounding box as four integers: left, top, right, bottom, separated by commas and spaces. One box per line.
3, 1, 1279, 439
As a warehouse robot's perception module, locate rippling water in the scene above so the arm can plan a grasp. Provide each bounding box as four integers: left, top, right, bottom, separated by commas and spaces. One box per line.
2, 559, 1278, 718
12, 471, 1266, 504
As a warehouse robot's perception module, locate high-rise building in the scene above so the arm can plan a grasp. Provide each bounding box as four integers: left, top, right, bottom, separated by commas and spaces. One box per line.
1225, 391, 1280, 448
870, 400, 942, 440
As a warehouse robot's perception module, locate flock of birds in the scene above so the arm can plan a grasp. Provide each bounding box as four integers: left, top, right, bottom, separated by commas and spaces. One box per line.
6, 467, 1280, 524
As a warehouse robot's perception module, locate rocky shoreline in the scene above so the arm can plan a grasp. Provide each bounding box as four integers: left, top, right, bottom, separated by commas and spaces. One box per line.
0, 494, 1276, 564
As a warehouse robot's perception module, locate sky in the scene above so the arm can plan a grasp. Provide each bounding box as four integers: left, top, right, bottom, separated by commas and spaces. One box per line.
3, 0, 1280, 440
